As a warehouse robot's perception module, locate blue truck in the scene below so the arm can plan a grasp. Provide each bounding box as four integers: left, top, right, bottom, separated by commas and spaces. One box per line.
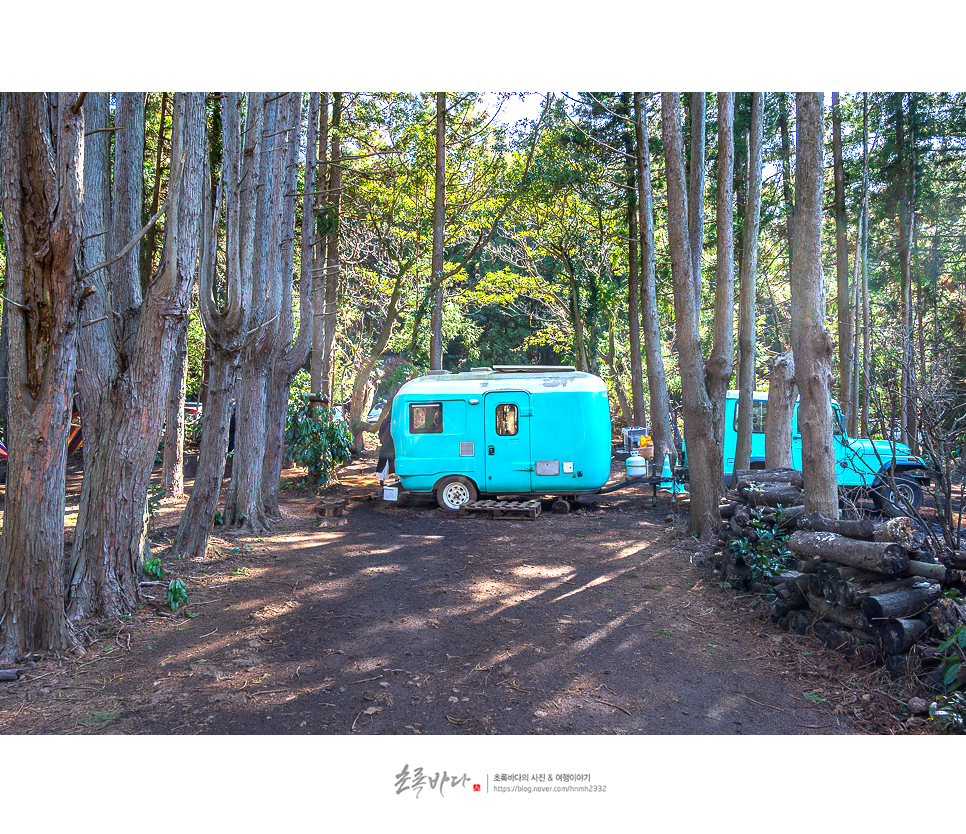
671, 390, 930, 513
380, 366, 614, 510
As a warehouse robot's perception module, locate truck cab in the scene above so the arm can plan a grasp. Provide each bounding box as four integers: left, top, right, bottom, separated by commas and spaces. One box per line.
682, 391, 930, 513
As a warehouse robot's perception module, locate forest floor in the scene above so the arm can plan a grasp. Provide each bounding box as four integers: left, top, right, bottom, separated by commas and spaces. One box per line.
0, 445, 951, 736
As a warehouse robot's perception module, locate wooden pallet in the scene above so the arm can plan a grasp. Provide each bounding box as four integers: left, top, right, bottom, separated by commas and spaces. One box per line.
459, 500, 542, 520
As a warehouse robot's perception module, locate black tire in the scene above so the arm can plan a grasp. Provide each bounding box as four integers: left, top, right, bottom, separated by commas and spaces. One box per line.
872, 477, 923, 517
435, 475, 478, 512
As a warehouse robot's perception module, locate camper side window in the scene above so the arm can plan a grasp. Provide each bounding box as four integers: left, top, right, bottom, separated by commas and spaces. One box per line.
409, 403, 443, 434
495, 404, 518, 436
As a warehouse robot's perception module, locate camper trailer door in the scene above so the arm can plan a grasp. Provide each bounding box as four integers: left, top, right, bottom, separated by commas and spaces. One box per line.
484, 392, 532, 493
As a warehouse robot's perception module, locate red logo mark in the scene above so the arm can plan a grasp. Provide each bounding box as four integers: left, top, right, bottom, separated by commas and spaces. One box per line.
473, 784, 481, 792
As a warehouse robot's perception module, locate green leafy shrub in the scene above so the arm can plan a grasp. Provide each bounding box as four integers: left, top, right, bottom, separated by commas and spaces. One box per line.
930, 691, 966, 733
284, 371, 353, 486
730, 514, 794, 581
144, 558, 164, 581
167, 578, 188, 612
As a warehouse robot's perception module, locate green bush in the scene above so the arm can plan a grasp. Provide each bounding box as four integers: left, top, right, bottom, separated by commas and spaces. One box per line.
284, 371, 353, 486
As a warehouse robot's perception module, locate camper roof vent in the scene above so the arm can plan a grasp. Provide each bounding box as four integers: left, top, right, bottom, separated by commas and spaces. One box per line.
492, 365, 578, 373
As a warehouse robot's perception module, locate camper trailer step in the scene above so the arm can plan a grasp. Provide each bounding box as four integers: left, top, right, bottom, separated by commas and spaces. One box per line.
459, 500, 542, 520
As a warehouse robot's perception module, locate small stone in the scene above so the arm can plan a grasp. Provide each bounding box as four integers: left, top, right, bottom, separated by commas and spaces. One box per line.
907, 697, 929, 716
534, 710, 548, 718
665, 514, 675, 524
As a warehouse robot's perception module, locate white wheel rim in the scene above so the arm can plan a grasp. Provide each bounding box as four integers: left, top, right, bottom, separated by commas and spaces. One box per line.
442, 482, 469, 509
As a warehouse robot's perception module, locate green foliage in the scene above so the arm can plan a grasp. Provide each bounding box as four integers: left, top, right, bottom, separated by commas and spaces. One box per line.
285, 371, 353, 485
144, 558, 164, 581
930, 691, 966, 733
730, 513, 794, 581
937, 625, 966, 691
167, 578, 188, 612
147, 484, 163, 519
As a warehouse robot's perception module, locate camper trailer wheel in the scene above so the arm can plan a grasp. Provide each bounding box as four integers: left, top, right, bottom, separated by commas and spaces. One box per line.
436, 476, 477, 512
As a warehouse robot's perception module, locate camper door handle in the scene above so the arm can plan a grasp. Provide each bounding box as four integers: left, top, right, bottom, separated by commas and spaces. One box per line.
488, 445, 495, 456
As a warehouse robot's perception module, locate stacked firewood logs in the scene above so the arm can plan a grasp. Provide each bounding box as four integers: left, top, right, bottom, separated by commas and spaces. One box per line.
713, 468, 966, 682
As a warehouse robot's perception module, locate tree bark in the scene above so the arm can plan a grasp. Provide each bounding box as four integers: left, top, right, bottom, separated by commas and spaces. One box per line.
788, 531, 910, 575
832, 93, 854, 422
733, 93, 765, 478
430, 92, 447, 371
633, 93, 674, 472
879, 617, 927, 655
861, 584, 941, 622
170, 92, 261, 560
686, 93, 706, 307
0, 92, 85, 662
161, 320, 190, 498
705, 93, 735, 478
67, 93, 206, 619
790, 93, 839, 518
662, 92, 721, 538
310, 93, 330, 394
319, 92, 342, 401
764, 349, 797, 468
622, 93, 645, 426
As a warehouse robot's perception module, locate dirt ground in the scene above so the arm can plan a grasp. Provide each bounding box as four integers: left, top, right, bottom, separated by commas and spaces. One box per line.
0, 447, 944, 736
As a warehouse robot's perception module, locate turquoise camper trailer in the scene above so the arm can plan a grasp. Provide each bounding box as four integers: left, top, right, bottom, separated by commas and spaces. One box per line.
381, 366, 613, 510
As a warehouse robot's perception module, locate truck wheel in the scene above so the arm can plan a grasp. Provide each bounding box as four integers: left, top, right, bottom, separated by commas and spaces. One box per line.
872, 477, 923, 517
436, 476, 477, 512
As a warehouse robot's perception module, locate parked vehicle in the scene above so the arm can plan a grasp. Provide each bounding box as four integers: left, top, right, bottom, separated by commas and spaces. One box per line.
380, 366, 613, 510
671, 390, 930, 513
367, 401, 386, 423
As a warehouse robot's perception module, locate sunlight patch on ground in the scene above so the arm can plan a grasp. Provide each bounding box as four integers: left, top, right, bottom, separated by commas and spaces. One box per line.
550, 568, 627, 603
359, 563, 407, 576
510, 564, 574, 579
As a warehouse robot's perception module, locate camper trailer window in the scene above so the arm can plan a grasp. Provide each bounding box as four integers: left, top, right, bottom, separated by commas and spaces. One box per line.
409, 403, 443, 434
495, 404, 518, 436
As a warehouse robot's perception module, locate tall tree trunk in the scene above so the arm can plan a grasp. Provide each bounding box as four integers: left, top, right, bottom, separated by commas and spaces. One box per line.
604, 320, 633, 427
225, 93, 283, 531
633, 93, 674, 472
67, 93, 207, 618
861, 93, 872, 438
832, 93, 854, 422
733, 93, 765, 478
320, 93, 342, 402
662, 92, 721, 539
901, 95, 918, 451
765, 350, 797, 468
0, 302, 8, 445
778, 92, 795, 266
0, 92, 85, 662
705, 93, 735, 474
622, 93, 645, 426
260, 92, 307, 519
170, 92, 262, 561
310, 93, 330, 394
430, 92, 447, 370
790, 92, 839, 519
687, 93, 706, 308
161, 320, 189, 498
145, 92, 169, 273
